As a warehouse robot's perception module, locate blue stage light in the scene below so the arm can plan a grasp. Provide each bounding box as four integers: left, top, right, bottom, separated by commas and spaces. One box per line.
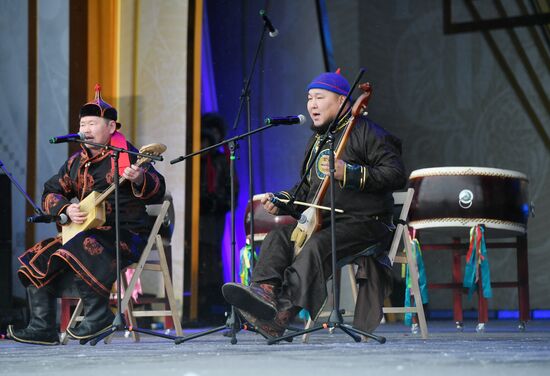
533, 310, 550, 319
497, 310, 520, 319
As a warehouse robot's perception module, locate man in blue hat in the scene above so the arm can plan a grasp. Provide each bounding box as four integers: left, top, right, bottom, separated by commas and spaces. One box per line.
223, 71, 407, 339
7, 85, 166, 345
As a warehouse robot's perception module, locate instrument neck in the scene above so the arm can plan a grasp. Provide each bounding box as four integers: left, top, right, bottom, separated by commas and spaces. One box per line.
94, 175, 128, 205
311, 112, 356, 206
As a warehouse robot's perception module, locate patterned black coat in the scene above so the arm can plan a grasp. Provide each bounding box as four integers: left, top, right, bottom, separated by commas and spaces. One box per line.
18, 140, 166, 296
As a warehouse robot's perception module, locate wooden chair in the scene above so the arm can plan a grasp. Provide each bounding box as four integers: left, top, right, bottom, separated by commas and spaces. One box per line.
302, 188, 428, 341
60, 200, 183, 343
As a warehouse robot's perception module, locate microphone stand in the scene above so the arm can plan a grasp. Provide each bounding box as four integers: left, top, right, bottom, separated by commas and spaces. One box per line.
63, 139, 163, 346
266, 69, 386, 345
125, 8, 278, 338
231, 9, 274, 278
170, 122, 282, 345
0, 159, 48, 220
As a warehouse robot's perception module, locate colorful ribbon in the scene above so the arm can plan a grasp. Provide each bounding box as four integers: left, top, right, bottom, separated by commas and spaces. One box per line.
239, 242, 257, 286
403, 238, 429, 326
463, 225, 492, 299
298, 309, 311, 322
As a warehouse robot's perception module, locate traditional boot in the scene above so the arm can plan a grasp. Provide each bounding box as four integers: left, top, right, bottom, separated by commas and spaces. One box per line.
239, 307, 299, 339
222, 282, 278, 321
238, 292, 299, 340
7, 286, 59, 345
66, 278, 114, 340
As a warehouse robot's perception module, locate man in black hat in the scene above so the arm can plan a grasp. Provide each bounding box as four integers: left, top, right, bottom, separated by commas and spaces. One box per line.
222, 71, 406, 339
7, 84, 166, 345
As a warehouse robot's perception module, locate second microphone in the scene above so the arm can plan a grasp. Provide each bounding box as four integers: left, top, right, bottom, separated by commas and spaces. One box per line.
264, 114, 306, 126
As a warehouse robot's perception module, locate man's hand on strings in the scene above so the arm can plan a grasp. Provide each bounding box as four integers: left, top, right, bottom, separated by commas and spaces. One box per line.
123, 164, 144, 186
66, 203, 87, 224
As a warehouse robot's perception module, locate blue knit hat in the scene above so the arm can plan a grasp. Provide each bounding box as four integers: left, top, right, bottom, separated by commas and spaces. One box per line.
306, 68, 350, 96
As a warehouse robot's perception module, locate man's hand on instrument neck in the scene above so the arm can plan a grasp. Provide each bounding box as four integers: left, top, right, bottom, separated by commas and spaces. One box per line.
319, 156, 345, 180
123, 164, 144, 186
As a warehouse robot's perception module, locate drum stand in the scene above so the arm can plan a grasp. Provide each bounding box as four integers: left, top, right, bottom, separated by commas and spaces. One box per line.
267, 69, 385, 345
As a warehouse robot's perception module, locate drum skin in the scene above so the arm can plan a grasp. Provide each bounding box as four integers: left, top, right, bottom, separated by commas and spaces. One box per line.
408, 167, 529, 235
245, 194, 297, 241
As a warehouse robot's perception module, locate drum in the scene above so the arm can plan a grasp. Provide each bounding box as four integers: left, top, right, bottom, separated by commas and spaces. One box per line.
408, 167, 529, 236
245, 194, 297, 242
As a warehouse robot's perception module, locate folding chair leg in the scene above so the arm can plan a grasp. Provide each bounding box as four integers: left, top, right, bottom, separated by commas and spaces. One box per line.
403, 230, 428, 339
105, 276, 139, 343
61, 299, 84, 345
103, 272, 139, 344
156, 235, 183, 336
123, 275, 140, 342
302, 318, 315, 343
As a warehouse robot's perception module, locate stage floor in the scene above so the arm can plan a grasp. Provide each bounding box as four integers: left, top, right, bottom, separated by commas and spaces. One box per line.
1, 321, 549, 376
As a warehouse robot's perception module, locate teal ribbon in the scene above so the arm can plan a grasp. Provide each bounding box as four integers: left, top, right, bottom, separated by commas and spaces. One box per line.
463, 225, 492, 299
404, 239, 429, 326
239, 243, 257, 286
298, 309, 311, 322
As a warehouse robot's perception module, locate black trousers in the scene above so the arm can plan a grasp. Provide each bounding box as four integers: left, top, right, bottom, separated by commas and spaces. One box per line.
251, 218, 391, 319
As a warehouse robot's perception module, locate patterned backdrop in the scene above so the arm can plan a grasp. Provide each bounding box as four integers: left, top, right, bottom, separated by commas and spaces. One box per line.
328, 0, 549, 310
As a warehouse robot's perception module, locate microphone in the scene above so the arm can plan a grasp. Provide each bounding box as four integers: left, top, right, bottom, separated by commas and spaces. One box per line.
259, 9, 279, 37
265, 114, 306, 126
49, 132, 85, 144
27, 213, 69, 224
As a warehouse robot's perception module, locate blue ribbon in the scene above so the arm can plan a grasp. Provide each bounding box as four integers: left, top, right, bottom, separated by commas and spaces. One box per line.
404, 239, 429, 326
298, 309, 311, 322
463, 225, 492, 299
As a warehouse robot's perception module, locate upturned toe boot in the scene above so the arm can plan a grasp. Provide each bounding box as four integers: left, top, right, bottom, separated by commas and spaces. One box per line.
7, 286, 59, 345
66, 278, 114, 340
222, 282, 278, 321
252, 292, 300, 339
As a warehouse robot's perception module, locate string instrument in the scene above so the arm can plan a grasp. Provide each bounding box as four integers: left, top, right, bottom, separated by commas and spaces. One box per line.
61, 143, 166, 244
290, 83, 373, 256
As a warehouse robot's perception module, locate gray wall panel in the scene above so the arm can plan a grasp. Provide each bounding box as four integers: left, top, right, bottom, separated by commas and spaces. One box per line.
35, 0, 70, 243
328, 0, 550, 310
0, 0, 29, 299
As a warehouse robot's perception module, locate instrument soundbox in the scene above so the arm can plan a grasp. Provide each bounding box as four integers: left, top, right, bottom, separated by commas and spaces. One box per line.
61, 143, 166, 244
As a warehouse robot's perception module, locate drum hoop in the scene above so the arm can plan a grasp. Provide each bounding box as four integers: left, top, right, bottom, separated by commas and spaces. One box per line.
409, 167, 528, 181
